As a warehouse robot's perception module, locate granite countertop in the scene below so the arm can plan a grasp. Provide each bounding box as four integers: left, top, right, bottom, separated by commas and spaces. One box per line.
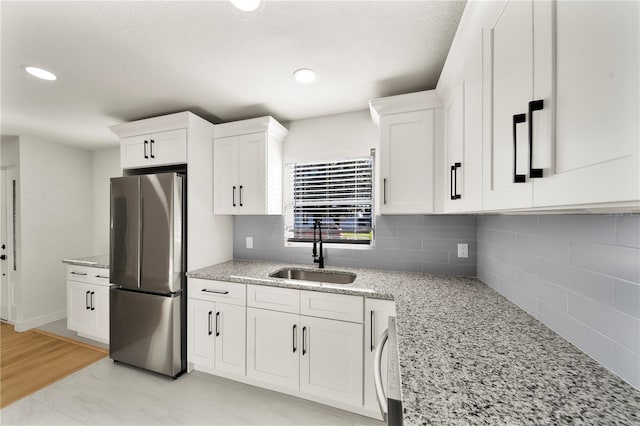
188, 260, 640, 425
62, 254, 110, 269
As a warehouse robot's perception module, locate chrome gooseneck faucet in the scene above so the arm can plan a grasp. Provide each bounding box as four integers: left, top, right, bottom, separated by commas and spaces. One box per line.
312, 219, 325, 268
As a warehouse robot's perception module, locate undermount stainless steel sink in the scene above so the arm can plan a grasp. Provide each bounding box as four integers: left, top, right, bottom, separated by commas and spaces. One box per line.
269, 268, 356, 284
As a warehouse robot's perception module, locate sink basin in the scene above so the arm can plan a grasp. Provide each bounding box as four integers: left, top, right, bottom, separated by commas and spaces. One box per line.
269, 268, 356, 284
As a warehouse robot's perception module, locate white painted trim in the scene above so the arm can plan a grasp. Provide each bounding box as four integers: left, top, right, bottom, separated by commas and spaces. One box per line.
109, 111, 200, 138
13, 309, 66, 332
369, 90, 443, 126
214, 116, 288, 140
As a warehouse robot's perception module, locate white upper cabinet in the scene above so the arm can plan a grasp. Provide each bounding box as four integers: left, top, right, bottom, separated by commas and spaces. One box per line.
481, 0, 639, 211
120, 129, 187, 169
213, 117, 287, 215
370, 91, 443, 214
531, 1, 639, 208
440, 35, 483, 213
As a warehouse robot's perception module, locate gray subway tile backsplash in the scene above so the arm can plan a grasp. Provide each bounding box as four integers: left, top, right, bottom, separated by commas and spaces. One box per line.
477, 214, 640, 389
233, 215, 477, 275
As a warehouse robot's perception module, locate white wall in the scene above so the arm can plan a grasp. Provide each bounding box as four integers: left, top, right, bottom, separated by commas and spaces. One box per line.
91, 147, 120, 255
15, 137, 92, 329
1, 136, 21, 321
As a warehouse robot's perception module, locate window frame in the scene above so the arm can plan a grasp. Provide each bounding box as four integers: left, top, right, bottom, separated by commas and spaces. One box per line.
283, 156, 376, 249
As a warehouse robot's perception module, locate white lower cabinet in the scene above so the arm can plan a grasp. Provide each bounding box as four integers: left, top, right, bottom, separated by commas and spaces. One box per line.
299, 315, 363, 406
66, 265, 110, 344
189, 279, 390, 419
189, 298, 246, 377
246, 307, 300, 390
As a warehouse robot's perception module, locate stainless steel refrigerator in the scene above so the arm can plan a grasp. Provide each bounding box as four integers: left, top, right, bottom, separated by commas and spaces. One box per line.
109, 172, 186, 378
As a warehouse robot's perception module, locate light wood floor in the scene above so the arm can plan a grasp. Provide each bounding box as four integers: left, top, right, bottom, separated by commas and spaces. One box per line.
0, 322, 107, 408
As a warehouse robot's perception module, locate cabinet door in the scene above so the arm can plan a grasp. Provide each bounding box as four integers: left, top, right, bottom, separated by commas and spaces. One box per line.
443, 84, 464, 212
148, 129, 187, 167
237, 132, 266, 215
120, 135, 150, 169
67, 281, 94, 335
363, 299, 396, 416
380, 110, 434, 214
190, 299, 216, 369
532, 1, 639, 207
213, 136, 239, 215
92, 284, 110, 343
246, 308, 299, 391
214, 303, 246, 376
299, 316, 363, 407
483, 0, 534, 210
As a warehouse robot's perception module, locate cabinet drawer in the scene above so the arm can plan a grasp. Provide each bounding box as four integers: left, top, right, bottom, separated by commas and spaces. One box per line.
189, 278, 246, 306
300, 291, 363, 323
247, 284, 299, 314
67, 266, 110, 286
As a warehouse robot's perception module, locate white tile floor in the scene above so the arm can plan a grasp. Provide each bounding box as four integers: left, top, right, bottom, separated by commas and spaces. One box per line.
0, 358, 385, 426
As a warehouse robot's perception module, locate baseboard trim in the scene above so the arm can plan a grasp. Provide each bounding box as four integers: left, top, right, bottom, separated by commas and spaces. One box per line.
13, 310, 66, 332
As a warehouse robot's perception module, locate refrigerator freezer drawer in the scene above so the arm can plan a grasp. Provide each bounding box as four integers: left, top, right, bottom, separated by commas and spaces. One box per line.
110, 288, 185, 377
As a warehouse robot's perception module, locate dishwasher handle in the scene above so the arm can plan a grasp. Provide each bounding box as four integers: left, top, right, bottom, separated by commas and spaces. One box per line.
374, 327, 389, 417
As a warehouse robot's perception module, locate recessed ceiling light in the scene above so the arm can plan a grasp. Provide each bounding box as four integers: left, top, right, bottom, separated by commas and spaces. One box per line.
24, 66, 57, 81
230, 0, 261, 12
293, 68, 316, 84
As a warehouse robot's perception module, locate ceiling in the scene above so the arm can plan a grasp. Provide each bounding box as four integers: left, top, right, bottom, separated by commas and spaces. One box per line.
1, 1, 465, 150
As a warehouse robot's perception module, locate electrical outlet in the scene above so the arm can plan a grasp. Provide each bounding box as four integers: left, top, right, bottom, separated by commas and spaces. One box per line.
457, 243, 468, 258
246, 237, 253, 249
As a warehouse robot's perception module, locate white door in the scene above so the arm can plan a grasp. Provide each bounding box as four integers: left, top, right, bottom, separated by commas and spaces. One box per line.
214, 303, 246, 376
67, 281, 95, 335
246, 307, 299, 391
238, 133, 266, 215
149, 129, 187, 167
92, 285, 110, 343
483, 0, 534, 210
363, 299, 396, 415
190, 299, 216, 368
380, 110, 434, 214
0, 169, 10, 321
120, 135, 149, 169
299, 316, 363, 406
213, 136, 239, 215
532, 1, 639, 207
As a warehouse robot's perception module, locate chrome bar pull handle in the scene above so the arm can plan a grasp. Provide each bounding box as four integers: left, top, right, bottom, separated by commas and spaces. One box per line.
232, 186, 236, 207
90, 291, 95, 310
150, 139, 155, 159
215, 312, 221, 337
144, 140, 149, 159
85, 291, 90, 310
208, 311, 213, 336
374, 328, 389, 417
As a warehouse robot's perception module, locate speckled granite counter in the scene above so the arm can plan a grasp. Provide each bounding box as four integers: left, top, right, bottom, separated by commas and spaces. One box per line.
189, 260, 640, 425
62, 255, 109, 269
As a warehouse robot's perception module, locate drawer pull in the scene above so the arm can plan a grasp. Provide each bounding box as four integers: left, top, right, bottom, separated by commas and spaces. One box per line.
95, 275, 109, 279
70, 271, 88, 276
202, 289, 230, 295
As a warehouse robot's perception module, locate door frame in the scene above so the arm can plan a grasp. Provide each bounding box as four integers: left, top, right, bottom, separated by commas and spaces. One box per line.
0, 167, 17, 322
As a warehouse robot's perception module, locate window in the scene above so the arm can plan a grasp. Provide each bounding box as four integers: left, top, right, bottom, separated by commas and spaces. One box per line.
284, 157, 374, 246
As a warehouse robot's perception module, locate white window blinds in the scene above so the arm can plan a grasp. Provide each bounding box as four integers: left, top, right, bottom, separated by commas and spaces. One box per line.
285, 157, 374, 245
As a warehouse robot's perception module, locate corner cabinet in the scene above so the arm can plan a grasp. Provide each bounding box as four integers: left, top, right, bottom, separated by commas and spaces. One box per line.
66, 265, 111, 343
370, 91, 443, 214
482, 0, 639, 210
213, 116, 287, 215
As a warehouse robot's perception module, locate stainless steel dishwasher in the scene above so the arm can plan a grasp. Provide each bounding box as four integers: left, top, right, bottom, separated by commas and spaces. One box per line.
374, 316, 403, 426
